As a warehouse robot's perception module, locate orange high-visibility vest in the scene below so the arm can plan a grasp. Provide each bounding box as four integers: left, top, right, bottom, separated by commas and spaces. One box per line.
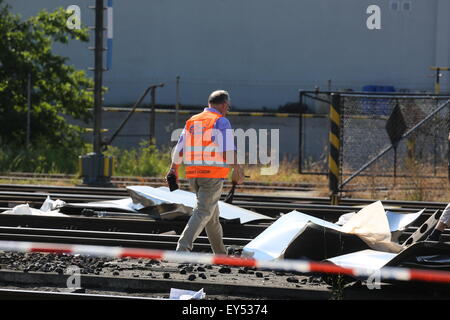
183, 110, 231, 179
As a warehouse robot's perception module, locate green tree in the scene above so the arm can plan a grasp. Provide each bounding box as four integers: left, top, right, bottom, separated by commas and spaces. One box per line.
0, 0, 93, 151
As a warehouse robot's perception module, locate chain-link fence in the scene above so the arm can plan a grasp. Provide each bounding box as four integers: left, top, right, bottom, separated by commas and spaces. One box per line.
298, 91, 331, 174
339, 93, 450, 193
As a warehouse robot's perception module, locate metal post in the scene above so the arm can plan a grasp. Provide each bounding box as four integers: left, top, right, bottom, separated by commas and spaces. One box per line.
150, 87, 156, 143
436, 68, 441, 94
393, 147, 397, 186
448, 102, 450, 182
175, 76, 180, 130
298, 90, 304, 174
93, 0, 104, 154
433, 131, 437, 176
148, 83, 164, 144
431, 66, 449, 94
26, 73, 31, 146
328, 93, 341, 204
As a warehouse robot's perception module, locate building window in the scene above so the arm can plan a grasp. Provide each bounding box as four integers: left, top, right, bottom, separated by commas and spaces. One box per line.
402, 1, 412, 11
390, 0, 399, 11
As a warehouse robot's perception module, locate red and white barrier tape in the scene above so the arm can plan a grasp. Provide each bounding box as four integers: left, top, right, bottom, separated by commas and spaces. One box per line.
0, 240, 449, 284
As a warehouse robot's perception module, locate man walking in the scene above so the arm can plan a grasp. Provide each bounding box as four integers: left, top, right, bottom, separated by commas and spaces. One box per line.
167, 90, 244, 254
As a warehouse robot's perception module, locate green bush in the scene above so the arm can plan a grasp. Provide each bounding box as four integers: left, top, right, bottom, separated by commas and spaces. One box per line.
104, 141, 171, 177
0, 140, 87, 174
0, 139, 172, 177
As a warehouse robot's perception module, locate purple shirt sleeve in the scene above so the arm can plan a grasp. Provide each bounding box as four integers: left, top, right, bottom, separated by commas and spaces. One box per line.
214, 117, 236, 152
172, 128, 185, 158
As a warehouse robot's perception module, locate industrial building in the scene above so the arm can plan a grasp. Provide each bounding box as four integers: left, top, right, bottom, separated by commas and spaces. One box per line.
7, 0, 450, 110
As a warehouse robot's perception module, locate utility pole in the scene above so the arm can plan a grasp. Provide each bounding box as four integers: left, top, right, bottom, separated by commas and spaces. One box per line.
79, 0, 113, 186
26, 73, 31, 147
93, 0, 104, 154
175, 75, 180, 130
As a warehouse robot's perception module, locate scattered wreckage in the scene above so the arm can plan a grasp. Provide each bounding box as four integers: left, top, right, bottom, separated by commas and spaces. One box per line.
1, 186, 274, 224
242, 200, 449, 278
2, 187, 449, 278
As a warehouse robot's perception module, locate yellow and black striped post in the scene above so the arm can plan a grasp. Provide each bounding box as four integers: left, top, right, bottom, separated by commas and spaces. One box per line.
328, 93, 341, 205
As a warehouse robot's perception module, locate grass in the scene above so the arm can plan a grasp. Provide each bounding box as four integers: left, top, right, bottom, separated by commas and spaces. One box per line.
103, 141, 172, 177
1, 141, 450, 202
339, 157, 450, 202
0, 142, 86, 174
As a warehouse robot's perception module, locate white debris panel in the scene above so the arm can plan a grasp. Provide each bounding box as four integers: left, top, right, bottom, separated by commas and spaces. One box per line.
61, 186, 273, 224
2, 203, 68, 217
126, 186, 274, 224
65, 198, 144, 212
336, 209, 424, 232
326, 249, 397, 271
241, 210, 335, 261
326, 241, 450, 275
242, 201, 424, 261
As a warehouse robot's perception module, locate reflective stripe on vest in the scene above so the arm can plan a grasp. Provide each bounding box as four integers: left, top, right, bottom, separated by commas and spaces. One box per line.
183, 110, 231, 179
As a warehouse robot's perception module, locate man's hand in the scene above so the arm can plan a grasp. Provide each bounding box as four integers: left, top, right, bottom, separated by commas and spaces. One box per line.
232, 166, 245, 185
166, 165, 180, 191
166, 165, 178, 182
448, 132, 450, 142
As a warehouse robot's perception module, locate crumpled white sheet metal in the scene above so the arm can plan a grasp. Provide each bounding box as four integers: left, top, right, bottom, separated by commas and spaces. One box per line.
336, 209, 424, 232
126, 186, 273, 224
243, 201, 422, 261
385, 209, 424, 232
326, 249, 396, 271
242, 210, 342, 261
40, 196, 66, 212
66, 198, 144, 212
1, 203, 68, 217
169, 288, 205, 300
340, 201, 403, 253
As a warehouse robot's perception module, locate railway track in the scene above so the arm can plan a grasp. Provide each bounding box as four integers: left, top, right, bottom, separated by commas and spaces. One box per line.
0, 183, 449, 299
0, 226, 250, 251
0, 183, 448, 242
0, 173, 322, 192
0, 183, 447, 207
0, 288, 159, 300
0, 186, 445, 226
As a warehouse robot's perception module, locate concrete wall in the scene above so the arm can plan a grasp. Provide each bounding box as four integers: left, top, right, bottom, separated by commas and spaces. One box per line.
70, 110, 321, 159
7, 0, 450, 110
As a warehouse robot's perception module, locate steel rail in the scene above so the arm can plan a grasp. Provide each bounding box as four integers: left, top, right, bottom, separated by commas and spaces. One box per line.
0, 288, 161, 300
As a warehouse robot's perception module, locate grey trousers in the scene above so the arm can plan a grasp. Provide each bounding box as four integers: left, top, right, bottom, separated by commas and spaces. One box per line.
176, 178, 227, 254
